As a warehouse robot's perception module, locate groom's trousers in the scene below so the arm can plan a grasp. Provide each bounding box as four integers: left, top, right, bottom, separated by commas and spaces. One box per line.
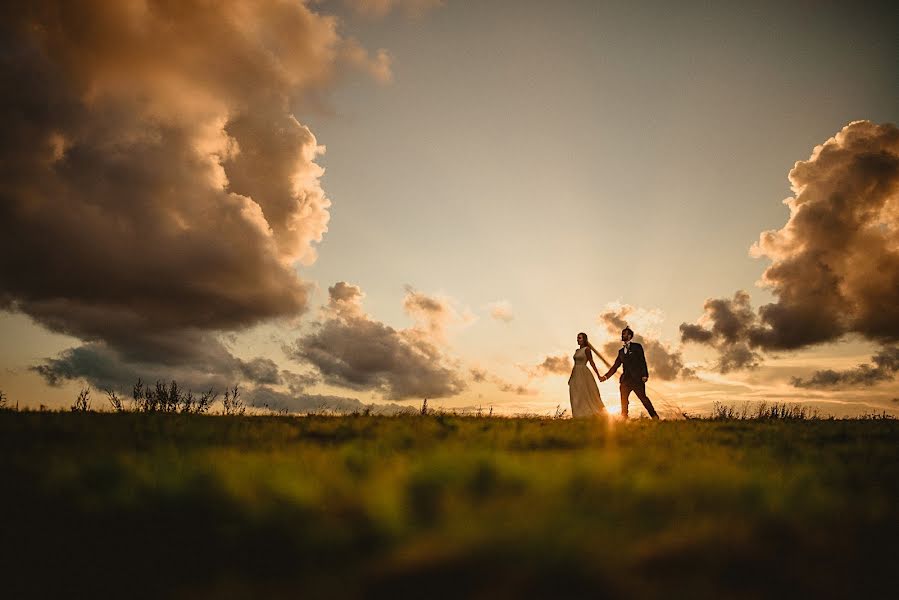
620, 380, 659, 419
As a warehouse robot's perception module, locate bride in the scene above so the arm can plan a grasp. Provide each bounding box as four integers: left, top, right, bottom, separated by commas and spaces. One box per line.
568, 332, 606, 417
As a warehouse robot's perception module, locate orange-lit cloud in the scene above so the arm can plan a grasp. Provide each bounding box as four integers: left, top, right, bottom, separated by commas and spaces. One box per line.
681, 121, 899, 381
0, 1, 392, 392
286, 282, 467, 400
487, 301, 514, 323
403, 286, 472, 339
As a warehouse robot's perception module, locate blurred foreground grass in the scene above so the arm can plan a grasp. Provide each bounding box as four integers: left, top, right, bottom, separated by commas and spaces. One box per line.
2, 411, 897, 598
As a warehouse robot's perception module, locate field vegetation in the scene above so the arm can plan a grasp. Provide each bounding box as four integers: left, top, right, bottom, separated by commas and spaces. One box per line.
1, 399, 897, 598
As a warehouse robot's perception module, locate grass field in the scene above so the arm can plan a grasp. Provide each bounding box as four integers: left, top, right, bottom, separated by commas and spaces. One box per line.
2, 410, 897, 598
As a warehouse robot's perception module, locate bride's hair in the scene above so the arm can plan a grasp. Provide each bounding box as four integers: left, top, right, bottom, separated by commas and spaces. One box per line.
578, 332, 588, 345
579, 331, 601, 357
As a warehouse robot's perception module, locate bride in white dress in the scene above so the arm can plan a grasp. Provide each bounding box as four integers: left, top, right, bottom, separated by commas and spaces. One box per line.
568, 332, 606, 417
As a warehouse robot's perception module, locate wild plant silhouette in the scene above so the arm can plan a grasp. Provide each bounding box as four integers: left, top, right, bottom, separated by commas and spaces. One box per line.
131, 378, 219, 414
105, 389, 125, 412
222, 384, 245, 415
70, 387, 90, 412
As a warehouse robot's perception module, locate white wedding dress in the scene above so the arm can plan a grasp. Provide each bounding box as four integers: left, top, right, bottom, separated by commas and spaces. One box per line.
568, 346, 605, 417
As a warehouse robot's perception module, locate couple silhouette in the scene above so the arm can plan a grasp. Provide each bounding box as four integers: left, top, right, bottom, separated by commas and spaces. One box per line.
568, 327, 659, 419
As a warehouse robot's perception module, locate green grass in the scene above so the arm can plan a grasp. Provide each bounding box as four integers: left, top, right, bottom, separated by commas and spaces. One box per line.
2, 411, 897, 598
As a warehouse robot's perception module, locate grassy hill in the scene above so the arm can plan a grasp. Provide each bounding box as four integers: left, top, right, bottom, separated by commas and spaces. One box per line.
2, 411, 897, 598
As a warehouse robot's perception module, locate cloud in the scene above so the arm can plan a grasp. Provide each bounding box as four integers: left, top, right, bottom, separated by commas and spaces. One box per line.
402, 286, 469, 339
340, 39, 393, 84
327, 281, 367, 316
281, 369, 321, 393
237, 357, 282, 386
486, 301, 514, 323
1, 1, 393, 386
468, 367, 536, 396
495, 381, 537, 396
403, 286, 476, 340
532, 354, 572, 376
29, 337, 358, 412
342, 0, 444, 19
792, 346, 899, 388
678, 291, 761, 373
597, 305, 694, 380
681, 121, 899, 370
285, 282, 467, 400
247, 384, 411, 414
30, 340, 284, 392
469, 367, 489, 383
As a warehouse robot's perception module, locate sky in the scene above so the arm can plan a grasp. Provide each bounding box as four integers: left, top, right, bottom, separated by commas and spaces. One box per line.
1, 0, 897, 416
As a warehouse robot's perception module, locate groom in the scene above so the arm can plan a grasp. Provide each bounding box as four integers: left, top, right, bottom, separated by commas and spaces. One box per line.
599, 327, 659, 419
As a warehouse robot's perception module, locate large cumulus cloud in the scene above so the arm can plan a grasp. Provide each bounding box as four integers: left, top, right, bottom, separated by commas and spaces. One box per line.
285, 282, 467, 400
680, 121, 899, 380
0, 1, 391, 389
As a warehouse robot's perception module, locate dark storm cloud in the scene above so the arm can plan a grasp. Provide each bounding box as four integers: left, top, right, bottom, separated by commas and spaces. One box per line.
32, 340, 288, 391
238, 358, 282, 386
681, 121, 899, 371
1, 1, 391, 384
285, 282, 467, 400
31, 344, 142, 390
678, 291, 761, 373
32, 339, 372, 414
281, 369, 321, 393
597, 306, 694, 381
792, 346, 899, 388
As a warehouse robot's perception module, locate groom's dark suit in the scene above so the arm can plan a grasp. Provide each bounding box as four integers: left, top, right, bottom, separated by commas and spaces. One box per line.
603, 342, 659, 419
